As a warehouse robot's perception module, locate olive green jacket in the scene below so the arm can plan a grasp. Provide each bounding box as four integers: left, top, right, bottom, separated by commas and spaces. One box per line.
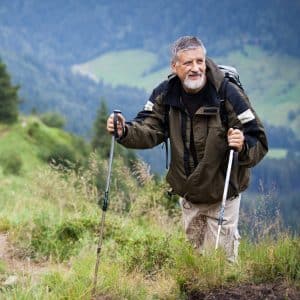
118, 58, 268, 203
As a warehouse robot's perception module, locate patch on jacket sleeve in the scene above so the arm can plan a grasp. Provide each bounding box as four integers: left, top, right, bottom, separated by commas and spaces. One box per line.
144, 100, 154, 111
237, 108, 255, 124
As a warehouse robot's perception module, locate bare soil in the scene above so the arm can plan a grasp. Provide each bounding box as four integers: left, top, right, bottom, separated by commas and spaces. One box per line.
187, 281, 300, 300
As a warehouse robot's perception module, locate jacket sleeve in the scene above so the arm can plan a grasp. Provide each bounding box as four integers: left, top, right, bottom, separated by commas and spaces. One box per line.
117, 84, 167, 149
225, 82, 268, 167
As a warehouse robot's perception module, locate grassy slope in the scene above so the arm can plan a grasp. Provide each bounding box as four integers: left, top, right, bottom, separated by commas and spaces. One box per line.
0, 116, 88, 222
0, 119, 298, 299
73, 46, 300, 135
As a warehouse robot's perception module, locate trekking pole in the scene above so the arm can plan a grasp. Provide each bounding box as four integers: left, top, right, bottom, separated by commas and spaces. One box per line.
91, 110, 121, 299
215, 148, 235, 250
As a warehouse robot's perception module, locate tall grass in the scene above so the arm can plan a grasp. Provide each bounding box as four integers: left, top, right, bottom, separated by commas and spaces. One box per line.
0, 158, 299, 299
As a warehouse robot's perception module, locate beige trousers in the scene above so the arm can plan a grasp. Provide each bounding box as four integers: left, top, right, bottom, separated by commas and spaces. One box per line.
179, 194, 241, 262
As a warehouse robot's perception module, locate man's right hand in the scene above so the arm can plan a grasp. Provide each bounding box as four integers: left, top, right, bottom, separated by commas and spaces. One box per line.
106, 113, 126, 138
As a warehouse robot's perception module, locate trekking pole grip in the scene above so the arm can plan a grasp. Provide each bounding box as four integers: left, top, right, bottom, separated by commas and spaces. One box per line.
113, 110, 122, 139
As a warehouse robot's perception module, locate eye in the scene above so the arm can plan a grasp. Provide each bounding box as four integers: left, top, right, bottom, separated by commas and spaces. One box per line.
183, 61, 192, 66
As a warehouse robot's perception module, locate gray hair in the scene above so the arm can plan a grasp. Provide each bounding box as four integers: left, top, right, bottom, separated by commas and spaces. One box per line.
170, 36, 207, 64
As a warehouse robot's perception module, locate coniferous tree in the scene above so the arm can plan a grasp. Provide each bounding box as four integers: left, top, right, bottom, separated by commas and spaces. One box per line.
91, 98, 137, 165
91, 98, 111, 157
0, 59, 19, 123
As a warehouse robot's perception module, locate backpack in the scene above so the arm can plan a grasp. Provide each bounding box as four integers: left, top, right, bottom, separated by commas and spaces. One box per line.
163, 65, 244, 169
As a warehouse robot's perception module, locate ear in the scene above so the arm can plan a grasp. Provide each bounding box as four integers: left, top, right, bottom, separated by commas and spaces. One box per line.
171, 62, 177, 74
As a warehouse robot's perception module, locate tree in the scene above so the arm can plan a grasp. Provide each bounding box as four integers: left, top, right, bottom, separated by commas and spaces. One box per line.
0, 59, 19, 123
91, 98, 137, 165
91, 98, 112, 157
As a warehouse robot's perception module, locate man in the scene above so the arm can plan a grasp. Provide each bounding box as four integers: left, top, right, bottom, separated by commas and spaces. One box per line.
107, 36, 268, 261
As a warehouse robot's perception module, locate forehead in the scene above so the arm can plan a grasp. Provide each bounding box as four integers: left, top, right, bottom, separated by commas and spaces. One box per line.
176, 47, 205, 62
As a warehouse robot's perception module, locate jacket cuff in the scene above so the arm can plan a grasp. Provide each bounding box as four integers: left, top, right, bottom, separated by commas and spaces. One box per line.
238, 142, 249, 162
116, 124, 128, 142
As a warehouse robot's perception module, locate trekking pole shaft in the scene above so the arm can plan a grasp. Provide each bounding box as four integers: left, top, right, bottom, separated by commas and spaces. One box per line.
92, 110, 121, 298
215, 149, 234, 250
102, 135, 115, 211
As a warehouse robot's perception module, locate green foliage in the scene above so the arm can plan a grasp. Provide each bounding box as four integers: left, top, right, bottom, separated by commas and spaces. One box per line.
43, 143, 77, 168
91, 99, 111, 157
240, 236, 300, 283
21, 216, 98, 262
91, 99, 137, 170
40, 111, 66, 129
117, 229, 172, 274
0, 151, 23, 175
1, 161, 300, 299
0, 110, 299, 298
0, 59, 19, 124
25, 118, 89, 168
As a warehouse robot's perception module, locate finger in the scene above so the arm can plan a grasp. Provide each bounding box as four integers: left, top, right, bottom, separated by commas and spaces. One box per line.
227, 128, 234, 136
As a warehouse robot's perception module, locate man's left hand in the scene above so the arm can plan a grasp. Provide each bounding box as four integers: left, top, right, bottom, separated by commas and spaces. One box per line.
227, 128, 245, 152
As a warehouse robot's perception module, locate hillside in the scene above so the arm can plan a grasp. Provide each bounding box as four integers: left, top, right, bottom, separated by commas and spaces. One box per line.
0, 125, 299, 297
0, 116, 90, 176
1, 0, 299, 64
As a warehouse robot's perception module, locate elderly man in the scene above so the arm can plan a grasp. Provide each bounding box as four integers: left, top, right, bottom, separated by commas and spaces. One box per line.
107, 36, 268, 261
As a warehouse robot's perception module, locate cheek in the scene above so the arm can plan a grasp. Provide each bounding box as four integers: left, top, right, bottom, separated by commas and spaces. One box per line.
177, 68, 189, 80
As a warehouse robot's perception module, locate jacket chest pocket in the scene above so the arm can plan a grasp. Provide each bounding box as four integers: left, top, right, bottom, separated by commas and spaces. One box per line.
193, 106, 226, 156
193, 106, 225, 135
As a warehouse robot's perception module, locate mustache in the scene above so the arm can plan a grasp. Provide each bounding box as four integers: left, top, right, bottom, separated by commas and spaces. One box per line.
188, 71, 203, 76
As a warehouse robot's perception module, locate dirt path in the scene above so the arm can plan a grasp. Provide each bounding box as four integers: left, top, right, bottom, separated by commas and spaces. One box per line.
0, 233, 65, 286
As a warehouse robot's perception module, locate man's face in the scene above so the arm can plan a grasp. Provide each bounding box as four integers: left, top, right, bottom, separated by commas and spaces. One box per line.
171, 47, 206, 94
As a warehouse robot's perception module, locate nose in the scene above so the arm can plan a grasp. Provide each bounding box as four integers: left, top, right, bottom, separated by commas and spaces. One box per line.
191, 60, 201, 71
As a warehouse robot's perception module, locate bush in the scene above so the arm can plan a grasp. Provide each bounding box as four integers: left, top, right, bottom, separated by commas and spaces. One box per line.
28, 217, 97, 261
42, 143, 77, 168
40, 112, 66, 129
0, 151, 23, 175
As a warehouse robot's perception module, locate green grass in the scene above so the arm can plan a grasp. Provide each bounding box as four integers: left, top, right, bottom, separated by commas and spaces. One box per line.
0, 117, 299, 299
0, 162, 299, 299
73, 49, 170, 91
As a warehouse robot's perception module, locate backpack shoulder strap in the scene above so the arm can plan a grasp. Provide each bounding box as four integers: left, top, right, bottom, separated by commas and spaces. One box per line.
218, 78, 230, 130
163, 104, 170, 169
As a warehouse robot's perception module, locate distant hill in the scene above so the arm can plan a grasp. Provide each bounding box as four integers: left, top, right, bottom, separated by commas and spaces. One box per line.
0, 0, 299, 65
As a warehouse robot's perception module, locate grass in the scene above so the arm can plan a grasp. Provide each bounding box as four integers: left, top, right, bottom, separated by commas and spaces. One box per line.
72, 49, 170, 92
0, 160, 299, 299
0, 119, 299, 299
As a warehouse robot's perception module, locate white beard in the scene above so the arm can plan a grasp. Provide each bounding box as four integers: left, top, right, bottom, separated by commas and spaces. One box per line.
183, 74, 206, 92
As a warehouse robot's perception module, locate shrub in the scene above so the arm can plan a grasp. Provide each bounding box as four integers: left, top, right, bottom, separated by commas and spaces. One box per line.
42, 143, 77, 168
40, 112, 66, 129
27, 217, 98, 262
116, 228, 172, 275
0, 151, 23, 175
